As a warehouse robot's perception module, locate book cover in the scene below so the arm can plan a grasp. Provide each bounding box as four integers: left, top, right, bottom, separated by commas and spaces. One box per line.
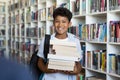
82, 0, 86, 14
109, 54, 116, 73
87, 51, 92, 68
92, 50, 99, 69
117, 55, 120, 75
116, 22, 120, 42
101, 50, 106, 71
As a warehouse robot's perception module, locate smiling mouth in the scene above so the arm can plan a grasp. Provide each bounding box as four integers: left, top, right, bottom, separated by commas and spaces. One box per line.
58, 28, 63, 30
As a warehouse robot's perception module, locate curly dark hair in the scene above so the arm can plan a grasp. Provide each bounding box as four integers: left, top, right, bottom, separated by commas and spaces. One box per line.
53, 7, 72, 22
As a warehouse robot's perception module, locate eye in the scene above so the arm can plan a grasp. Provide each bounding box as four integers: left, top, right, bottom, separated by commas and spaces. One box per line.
55, 20, 59, 23
62, 21, 67, 23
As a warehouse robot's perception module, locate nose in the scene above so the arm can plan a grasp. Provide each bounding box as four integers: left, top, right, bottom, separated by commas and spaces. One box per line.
58, 22, 63, 27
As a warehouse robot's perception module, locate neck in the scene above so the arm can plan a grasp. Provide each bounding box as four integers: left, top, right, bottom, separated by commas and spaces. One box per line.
55, 33, 68, 39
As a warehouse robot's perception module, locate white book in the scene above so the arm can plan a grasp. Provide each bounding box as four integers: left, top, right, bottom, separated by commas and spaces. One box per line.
51, 45, 80, 57
54, 52, 80, 58
50, 40, 76, 47
54, 51, 80, 57
49, 59, 75, 66
48, 64, 74, 71
53, 45, 77, 51
48, 54, 81, 61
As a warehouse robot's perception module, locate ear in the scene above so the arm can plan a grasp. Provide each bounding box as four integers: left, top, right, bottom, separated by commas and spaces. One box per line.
68, 21, 72, 27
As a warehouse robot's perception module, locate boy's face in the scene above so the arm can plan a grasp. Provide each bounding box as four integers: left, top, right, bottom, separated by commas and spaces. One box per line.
53, 15, 71, 36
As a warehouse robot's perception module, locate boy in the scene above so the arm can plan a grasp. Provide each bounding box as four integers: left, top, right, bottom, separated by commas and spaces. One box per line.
37, 7, 82, 80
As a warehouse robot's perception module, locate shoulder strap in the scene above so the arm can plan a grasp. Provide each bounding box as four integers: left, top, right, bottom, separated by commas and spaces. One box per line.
43, 34, 51, 60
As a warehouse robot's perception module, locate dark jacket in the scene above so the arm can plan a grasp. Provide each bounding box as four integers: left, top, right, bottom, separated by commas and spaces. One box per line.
0, 57, 33, 80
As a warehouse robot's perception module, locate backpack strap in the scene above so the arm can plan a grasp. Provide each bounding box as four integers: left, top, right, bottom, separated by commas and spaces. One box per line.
43, 34, 51, 61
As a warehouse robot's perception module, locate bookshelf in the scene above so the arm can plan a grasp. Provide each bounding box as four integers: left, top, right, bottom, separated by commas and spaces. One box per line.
0, 1, 8, 58
69, 0, 120, 80
8, 0, 120, 80
8, 0, 39, 64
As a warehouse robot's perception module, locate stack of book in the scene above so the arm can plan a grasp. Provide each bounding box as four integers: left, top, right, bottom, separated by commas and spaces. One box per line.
47, 40, 81, 71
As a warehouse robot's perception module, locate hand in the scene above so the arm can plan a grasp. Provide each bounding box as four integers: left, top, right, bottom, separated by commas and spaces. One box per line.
48, 69, 58, 73
60, 70, 73, 74
73, 62, 82, 74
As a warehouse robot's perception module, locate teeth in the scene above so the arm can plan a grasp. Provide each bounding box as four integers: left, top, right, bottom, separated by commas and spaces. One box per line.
58, 28, 62, 30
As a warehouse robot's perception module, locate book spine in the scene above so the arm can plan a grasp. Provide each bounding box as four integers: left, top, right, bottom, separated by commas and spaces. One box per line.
48, 54, 80, 61
117, 55, 120, 75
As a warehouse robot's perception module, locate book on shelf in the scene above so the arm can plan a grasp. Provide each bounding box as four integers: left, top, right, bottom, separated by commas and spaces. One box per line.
109, 21, 120, 42
78, 23, 107, 42
0, 16, 5, 25
80, 44, 86, 67
26, 27, 38, 37
71, 0, 80, 15
29, 28, 35, 37
117, 54, 120, 75
110, 21, 115, 42
21, 24, 25, 36
48, 5, 55, 20
30, 0, 37, 5
81, 24, 86, 40
20, 10, 24, 23
109, 0, 120, 10
39, 8, 46, 21
87, 51, 92, 68
109, 54, 116, 74
109, 54, 120, 75
39, 26, 45, 38
86, 50, 106, 71
89, 0, 107, 13
92, 50, 99, 70
15, 41, 19, 51
100, 50, 106, 71
26, 7, 31, 23
82, 0, 86, 14
50, 25, 55, 35
31, 11, 38, 21
87, 76, 105, 80
0, 40, 5, 47
0, 29, 5, 36
68, 26, 77, 37
116, 21, 120, 42
0, 5, 5, 12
